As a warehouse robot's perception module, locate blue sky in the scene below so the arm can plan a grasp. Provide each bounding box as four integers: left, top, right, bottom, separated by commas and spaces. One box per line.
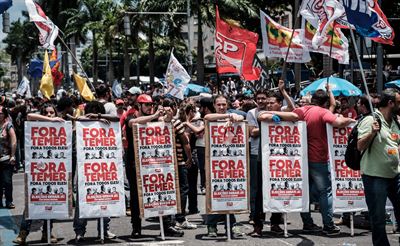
0, 0, 26, 43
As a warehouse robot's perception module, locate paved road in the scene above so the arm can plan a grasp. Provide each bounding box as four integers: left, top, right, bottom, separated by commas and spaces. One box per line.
1, 173, 399, 245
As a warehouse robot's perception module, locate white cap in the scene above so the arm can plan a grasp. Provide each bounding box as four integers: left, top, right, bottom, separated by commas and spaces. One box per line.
128, 86, 142, 95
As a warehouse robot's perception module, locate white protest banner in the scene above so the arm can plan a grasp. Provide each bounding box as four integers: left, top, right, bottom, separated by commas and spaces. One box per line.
24, 121, 72, 220
327, 124, 367, 213
133, 122, 181, 218
76, 121, 125, 218
261, 121, 309, 213
205, 121, 249, 214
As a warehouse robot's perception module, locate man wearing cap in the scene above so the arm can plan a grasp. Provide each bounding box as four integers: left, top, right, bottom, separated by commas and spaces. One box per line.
120, 87, 142, 127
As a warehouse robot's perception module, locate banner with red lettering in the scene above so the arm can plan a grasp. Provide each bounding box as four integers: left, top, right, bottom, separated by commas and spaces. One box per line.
76, 121, 125, 218
205, 121, 249, 214
261, 121, 309, 212
133, 122, 181, 218
326, 124, 367, 212
24, 121, 72, 220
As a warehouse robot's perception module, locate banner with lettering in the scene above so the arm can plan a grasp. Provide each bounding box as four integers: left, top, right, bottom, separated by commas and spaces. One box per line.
327, 124, 367, 212
24, 121, 72, 220
76, 121, 125, 218
261, 121, 309, 212
133, 122, 181, 218
205, 121, 249, 214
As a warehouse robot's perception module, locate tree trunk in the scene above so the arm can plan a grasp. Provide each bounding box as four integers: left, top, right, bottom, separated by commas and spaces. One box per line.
196, 1, 205, 85
123, 36, 130, 86
148, 20, 155, 84
93, 30, 98, 84
108, 40, 115, 83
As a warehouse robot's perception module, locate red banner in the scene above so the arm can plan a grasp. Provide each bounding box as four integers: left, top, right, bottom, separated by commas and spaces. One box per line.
215, 6, 260, 81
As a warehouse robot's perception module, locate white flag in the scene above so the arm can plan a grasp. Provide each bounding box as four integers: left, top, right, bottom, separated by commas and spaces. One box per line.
25, 0, 59, 50
112, 79, 122, 98
165, 52, 191, 100
17, 76, 31, 98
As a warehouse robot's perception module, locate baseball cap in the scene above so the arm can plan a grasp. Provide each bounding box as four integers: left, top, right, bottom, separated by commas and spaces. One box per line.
128, 86, 142, 95
115, 99, 124, 105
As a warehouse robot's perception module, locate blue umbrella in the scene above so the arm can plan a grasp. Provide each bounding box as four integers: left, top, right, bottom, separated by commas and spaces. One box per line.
300, 77, 362, 97
385, 80, 400, 89
184, 83, 211, 96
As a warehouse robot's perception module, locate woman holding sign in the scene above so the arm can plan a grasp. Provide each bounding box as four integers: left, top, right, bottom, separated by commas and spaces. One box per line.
14, 103, 63, 245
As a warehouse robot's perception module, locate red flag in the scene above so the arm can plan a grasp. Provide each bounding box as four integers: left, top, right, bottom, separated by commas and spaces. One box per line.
49, 48, 64, 87
215, 6, 260, 81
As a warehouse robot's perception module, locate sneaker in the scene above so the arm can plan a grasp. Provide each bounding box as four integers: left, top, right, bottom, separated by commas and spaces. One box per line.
271, 224, 284, 235
231, 226, 245, 238
41, 232, 58, 243
165, 226, 184, 237
303, 223, 322, 233
176, 219, 197, 229
6, 202, 15, 209
105, 231, 117, 239
248, 226, 262, 237
322, 225, 340, 235
13, 230, 28, 245
248, 219, 254, 225
126, 208, 131, 216
207, 225, 218, 237
131, 230, 141, 239
75, 234, 85, 243
200, 187, 206, 195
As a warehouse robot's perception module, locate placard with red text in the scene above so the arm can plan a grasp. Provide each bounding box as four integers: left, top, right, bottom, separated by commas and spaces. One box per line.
261, 121, 309, 212
76, 121, 125, 218
327, 124, 367, 212
133, 122, 181, 218
205, 121, 249, 214
24, 121, 72, 220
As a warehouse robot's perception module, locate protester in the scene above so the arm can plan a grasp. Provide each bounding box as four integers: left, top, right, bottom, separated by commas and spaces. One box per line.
0, 105, 17, 209
203, 94, 245, 238
13, 103, 64, 245
292, 89, 355, 235
358, 88, 400, 246
96, 83, 117, 116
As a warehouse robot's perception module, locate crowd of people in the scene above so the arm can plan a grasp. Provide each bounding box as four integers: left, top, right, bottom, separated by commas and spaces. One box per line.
0, 79, 399, 246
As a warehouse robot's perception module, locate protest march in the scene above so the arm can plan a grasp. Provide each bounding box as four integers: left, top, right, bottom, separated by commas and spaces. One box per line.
0, 0, 399, 246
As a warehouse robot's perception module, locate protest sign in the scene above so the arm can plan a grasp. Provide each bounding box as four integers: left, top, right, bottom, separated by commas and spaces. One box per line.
24, 121, 72, 219
205, 121, 249, 214
76, 121, 125, 218
327, 124, 367, 212
133, 122, 181, 218
261, 121, 309, 213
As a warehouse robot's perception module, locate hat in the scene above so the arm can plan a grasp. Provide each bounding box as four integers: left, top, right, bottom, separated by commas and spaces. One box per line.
128, 86, 142, 95
137, 94, 153, 103
115, 99, 124, 105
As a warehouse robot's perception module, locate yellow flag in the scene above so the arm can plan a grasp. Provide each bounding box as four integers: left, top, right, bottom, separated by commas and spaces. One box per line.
73, 73, 95, 101
40, 51, 54, 99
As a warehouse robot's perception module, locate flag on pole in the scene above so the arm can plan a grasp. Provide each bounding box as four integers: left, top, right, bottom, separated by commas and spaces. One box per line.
260, 10, 311, 63
112, 79, 122, 98
215, 6, 260, 81
0, 0, 12, 14
302, 19, 349, 64
165, 52, 191, 100
73, 73, 95, 102
17, 76, 32, 98
25, 0, 59, 50
50, 48, 64, 87
342, 0, 394, 45
40, 51, 54, 99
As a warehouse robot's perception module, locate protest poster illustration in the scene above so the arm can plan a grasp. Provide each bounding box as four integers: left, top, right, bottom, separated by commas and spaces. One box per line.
327, 124, 367, 212
261, 121, 309, 213
24, 121, 72, 219
205, 121, 249, 214
76, 121, 125, 218
133, 122, 181, 218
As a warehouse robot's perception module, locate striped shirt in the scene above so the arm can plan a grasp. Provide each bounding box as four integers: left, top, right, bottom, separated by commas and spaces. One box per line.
171, 118, 187, 165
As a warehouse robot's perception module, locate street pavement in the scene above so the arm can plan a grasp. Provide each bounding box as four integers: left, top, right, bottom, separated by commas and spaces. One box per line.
1, 173, 399, 245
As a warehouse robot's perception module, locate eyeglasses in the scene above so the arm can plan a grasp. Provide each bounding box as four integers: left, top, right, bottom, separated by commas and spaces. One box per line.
143, 103, 154, 107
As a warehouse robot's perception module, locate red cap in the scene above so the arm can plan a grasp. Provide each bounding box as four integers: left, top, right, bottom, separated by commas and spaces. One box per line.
115, 99, 124, 105
137, 94, 153, 103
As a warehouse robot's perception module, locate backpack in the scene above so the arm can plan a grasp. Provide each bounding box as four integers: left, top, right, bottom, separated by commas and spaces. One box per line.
344, 113, 379, 171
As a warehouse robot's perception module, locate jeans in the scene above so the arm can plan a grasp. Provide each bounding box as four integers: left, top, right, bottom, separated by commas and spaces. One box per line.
0, 161, 13, 205
362, 174, 400, 246
206, 214, 236, 228
249, 155, 258, 219
196, 147, 205, 189
20, 210, 53, 233
187, 160, 199, 213
300, 162, 334, 228
126, 159, 141, 233
176, 165, 189, 223
73, 192, 111, 235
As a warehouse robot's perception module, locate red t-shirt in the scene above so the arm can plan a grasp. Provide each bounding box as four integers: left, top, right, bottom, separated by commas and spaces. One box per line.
293, 106, 337, 162
342, 107, 357, 119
